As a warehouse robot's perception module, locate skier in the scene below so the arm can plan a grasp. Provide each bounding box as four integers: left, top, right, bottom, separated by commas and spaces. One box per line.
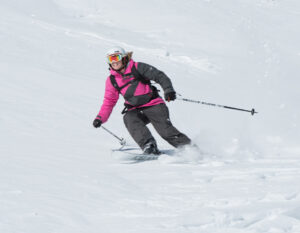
93, 46, 191, 155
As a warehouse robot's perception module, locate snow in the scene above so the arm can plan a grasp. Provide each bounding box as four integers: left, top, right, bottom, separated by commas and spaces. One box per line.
1, 0, 300, 232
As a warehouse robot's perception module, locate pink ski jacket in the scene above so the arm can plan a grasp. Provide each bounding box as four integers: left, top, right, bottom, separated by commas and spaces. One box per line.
96, 59, 175, 123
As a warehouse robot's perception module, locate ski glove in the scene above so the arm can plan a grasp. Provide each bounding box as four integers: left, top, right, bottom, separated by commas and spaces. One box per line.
93, 118, 102, 128
164, 91, 176, 102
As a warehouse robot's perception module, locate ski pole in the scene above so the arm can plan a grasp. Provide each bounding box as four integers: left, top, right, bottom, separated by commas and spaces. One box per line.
101, 126, 127, 146
177, 97, 258, 115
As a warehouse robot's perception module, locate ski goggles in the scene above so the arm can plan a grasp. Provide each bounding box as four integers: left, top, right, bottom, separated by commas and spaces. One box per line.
107, 54, 123, 64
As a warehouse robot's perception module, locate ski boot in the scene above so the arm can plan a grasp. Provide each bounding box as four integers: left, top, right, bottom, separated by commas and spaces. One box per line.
143, 140, 161, 155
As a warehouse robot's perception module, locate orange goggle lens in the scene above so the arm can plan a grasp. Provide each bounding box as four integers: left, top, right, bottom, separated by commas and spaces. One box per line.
107, 54, 122, 64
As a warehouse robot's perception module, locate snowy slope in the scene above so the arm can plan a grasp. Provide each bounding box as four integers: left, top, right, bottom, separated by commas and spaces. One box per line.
1, 0, 300, 233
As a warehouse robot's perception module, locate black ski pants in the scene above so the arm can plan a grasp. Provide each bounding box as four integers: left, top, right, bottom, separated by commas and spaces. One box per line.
123, 103, 191, 149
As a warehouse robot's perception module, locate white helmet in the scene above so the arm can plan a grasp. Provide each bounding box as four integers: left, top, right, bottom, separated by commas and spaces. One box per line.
106, 46, 126, 57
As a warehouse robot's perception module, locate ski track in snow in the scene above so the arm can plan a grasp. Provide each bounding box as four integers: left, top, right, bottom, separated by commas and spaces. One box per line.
32, 16, 219, 74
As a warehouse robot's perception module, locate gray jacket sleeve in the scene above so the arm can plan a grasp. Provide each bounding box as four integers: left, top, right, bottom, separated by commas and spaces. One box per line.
137, 62, 175, 94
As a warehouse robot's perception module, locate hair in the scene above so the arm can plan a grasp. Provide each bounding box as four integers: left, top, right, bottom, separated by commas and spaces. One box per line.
122, 51, 133, 65
127, 51, 133, 60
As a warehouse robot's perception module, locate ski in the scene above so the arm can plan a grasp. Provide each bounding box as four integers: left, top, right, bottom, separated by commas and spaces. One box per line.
111, 147, 166, 163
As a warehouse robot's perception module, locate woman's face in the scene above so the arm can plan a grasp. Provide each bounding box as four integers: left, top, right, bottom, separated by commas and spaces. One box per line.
111, 60, 123, 70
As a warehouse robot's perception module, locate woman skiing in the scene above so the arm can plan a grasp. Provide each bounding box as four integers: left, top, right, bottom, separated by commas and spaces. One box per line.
93, 46, 191, 154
